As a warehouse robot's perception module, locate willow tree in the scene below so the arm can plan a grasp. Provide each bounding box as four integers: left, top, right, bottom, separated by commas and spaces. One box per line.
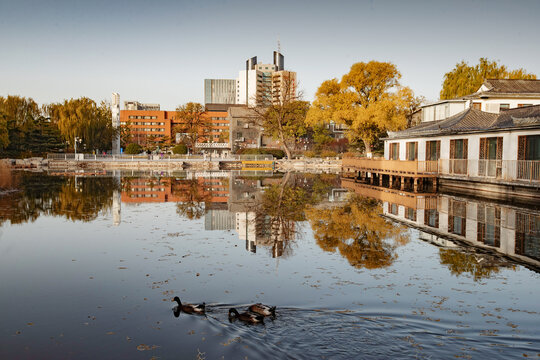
48, 97, 115, 152
306, 61, 418, 156
440, 58, 537, 99
174, 102, 210, 155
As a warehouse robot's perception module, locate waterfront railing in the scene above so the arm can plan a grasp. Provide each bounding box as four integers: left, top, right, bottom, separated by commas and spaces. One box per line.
47, 153, 274, 162
343, 157, 539, 184
442, 159, 539, 183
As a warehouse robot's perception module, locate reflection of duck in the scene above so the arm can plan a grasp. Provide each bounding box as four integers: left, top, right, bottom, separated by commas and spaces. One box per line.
228, 308, 264, 324
249, 303, 276, 317
172, 297, 205, 314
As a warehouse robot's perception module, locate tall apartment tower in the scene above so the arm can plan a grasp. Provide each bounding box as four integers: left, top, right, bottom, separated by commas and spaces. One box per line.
235, 51, 296, 107
111, 93, 121, 154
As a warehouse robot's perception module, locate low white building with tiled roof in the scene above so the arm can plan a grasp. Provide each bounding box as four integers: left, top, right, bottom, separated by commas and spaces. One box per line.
421, 79, 540, 123
384, 105, 540, 187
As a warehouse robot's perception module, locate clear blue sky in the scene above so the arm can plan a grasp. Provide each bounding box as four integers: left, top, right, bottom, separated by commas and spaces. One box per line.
1, 0, 539, 110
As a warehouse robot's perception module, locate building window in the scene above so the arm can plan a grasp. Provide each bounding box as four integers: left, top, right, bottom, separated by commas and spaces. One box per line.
426, 140, 440, 161
499, 104, 510, 111
424, 209, 439, 228
405, 207, 417, 221
390, 143, 399, 160
406, 142, 418, 161
518, 104, 533, 107
477, 205, 501, 247
448, 200, 466, 236
450, 139, 468, 174
472, 102, 481, 110
517, 135, 540, 180
515, 212, 540, 261
479, 137, 503, 177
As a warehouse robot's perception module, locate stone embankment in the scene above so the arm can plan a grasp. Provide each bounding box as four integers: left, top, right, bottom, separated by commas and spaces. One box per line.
275, 157, 342, 173
4, 157, 343, 173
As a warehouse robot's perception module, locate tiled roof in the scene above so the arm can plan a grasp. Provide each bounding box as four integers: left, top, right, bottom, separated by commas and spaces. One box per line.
389, 105, 540, 139
388, 108, 498, 138
481, 79, 540, 94
492, 104, 540, 128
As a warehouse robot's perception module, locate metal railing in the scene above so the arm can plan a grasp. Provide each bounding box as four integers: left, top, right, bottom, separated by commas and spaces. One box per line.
343, 157, 439, 175
47, 153, 274, 162
439, 159, 539, 183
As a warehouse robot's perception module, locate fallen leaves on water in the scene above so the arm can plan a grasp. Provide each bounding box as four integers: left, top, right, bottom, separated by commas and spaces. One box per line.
106, 331, 115, 335
221, 337, 241, 346
136, 344, 159, 351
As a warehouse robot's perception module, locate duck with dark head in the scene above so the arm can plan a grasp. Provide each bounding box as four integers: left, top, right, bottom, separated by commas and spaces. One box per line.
172, 297, 205, 315
248, 303, 276, 317
228, 308, 264, 324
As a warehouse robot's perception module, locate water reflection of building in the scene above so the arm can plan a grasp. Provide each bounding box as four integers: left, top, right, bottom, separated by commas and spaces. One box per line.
121, 174, 229, 204
341, 178, 540, 269
227, 175, 295, 257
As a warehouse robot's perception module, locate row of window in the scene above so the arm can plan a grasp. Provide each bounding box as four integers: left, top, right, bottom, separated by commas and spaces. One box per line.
123, 122, 166, 126
388, 136, 540, 162
128, 115, 158, 120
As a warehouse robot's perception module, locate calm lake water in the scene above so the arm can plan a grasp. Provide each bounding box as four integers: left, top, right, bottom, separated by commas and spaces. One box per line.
1, 170, 539, 359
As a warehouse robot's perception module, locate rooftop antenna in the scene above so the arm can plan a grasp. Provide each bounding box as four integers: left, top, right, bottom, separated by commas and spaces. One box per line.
277, 37, 281, 53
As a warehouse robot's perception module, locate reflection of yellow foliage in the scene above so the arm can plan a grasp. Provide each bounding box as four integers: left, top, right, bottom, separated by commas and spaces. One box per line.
439, 248, 504, 281
0, 174, 117, 225
305, 194, 409, 269
174, 179, 211, 220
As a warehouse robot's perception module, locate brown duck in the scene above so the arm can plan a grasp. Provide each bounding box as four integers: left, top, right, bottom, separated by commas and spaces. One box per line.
228, 308, 264, 324
172, 297, 205, 314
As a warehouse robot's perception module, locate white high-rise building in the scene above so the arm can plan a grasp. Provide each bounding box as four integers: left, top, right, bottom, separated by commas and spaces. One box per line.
111, 93, 121, 154
235, 52, 296, 107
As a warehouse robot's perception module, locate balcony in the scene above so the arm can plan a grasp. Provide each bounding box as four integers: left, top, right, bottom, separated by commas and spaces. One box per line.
440, 159, 540, 183
342, 158, 439, 176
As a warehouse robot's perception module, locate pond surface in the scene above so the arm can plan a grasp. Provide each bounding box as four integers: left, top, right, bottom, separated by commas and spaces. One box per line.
1, 171, 539, 359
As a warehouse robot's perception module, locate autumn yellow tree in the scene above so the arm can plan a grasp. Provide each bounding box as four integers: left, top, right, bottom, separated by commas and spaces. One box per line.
440, 58, 537, 99
48, 98, 115, 152
305, 194, 409, 269
306, 61, 418, 156
174, 102, 210, 155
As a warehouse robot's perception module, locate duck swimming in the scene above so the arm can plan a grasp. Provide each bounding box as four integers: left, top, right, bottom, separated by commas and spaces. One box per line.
172, 296, 205, 314
228, 308, 264, 324
248, 303, 276, 317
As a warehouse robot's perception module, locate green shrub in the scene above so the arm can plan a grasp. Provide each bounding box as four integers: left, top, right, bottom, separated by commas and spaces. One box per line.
124, 143, 142, 154
320, 150, 338, 158
172, 144, 188, 155
303, 150, 317, 158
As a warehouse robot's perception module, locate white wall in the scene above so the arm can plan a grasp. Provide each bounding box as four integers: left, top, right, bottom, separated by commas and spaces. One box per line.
421, 97, 540, 122
236, 70, 259, 106
476, 98, 540, 113
384, 128, 539, 180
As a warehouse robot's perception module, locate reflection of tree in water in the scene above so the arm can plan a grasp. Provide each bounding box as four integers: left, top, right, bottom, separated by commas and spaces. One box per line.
439, 248, 511, 281
252, 172, 341, 258
255, 174, 312, 258
52, 177, 118, 222
173, 179, 212, 220
0, 173, 118, 225
305, 194, 409, 269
